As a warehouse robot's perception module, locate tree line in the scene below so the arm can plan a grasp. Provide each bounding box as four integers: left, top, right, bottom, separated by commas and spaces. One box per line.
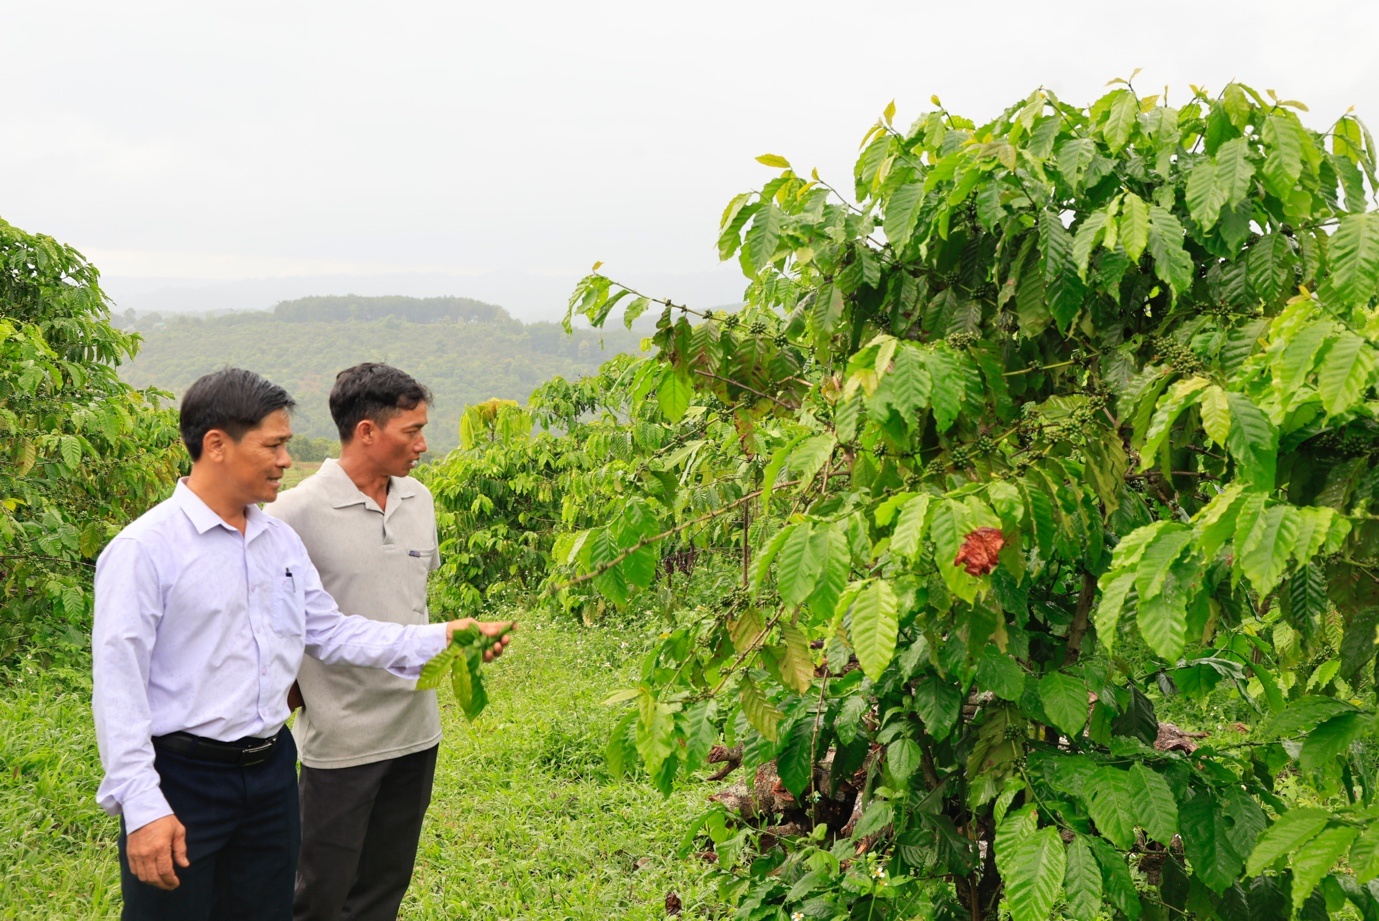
271, 294, 512, 325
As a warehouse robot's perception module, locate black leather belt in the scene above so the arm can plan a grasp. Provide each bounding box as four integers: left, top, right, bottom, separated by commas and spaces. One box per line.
152, 730, 282, 767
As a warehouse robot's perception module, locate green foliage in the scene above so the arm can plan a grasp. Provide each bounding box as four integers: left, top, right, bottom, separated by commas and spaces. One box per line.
119, 301, 641, 455
1004, 825, 1065, 921
0, 217, 183, 665
421, 357, 684, 616
541, 80, 1379, 921
287, 436, 338, 463
416, 623, 515, 719
458, 399, 529, 450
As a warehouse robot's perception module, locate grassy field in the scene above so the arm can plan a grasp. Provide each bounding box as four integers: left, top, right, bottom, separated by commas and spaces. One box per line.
0, 617, 724, 920
281, 460, 322, 490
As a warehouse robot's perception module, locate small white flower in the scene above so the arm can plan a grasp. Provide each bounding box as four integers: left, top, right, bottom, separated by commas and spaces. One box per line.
791, 913, 805, 921
872, 866, 886, 879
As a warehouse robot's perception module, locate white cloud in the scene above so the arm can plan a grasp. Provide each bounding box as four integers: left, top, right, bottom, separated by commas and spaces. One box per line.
5, 0, 1377, 317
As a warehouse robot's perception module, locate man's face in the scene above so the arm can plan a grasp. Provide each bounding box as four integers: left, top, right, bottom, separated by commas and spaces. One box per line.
220, 409, 294, 505
369, 403, 429, 477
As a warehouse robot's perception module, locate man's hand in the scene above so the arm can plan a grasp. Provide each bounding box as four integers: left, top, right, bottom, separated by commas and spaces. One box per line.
445, 619, 514, 662
126, 813, 189, 890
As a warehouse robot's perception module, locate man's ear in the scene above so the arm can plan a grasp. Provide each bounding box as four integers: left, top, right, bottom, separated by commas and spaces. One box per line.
354, 419, 377, 446
201, 428, 229, 462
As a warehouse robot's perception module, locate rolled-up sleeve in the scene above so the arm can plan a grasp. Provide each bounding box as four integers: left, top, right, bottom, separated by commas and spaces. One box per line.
297, 553, 446, 675
92, 539, 172, 833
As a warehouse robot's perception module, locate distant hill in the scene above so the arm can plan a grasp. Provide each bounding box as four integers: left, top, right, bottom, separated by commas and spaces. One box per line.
118, 297, 642, 456
271, 294, 509, 324
100, 268, 746, 323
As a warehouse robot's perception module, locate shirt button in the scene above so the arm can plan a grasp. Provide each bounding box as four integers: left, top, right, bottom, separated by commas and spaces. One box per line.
261, 667, 268, 676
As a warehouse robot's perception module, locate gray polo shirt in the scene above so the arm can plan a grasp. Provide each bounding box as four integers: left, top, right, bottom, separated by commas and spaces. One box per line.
265, 458, 442, 769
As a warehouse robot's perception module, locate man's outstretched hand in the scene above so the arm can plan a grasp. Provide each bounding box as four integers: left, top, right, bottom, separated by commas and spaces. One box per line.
445, 619, 514, 661
126, 813, 189, 890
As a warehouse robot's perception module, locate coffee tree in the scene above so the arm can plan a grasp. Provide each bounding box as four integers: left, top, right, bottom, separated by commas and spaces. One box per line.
0, 217, 183, 664
423, 356, 681, 616
561, 79, 1379, 921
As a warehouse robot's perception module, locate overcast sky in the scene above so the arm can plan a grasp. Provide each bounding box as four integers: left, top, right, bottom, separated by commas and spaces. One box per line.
4, 1, 1378, 319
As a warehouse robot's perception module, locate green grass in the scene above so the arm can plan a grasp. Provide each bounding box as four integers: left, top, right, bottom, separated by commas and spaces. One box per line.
0, 618, 724, 920
281, 460, 322, 490
0, 664, 123, 920
405, 618, 722, 919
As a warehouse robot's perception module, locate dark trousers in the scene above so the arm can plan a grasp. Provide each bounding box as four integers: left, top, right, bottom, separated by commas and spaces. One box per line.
119, 731, 300, 921
294, 744, 438, 921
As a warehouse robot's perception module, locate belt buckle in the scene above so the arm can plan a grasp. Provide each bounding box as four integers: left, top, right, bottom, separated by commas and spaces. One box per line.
239, 737, 275, 766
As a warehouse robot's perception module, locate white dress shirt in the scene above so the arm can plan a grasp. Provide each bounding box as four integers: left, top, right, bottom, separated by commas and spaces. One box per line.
92, 480, 448, 833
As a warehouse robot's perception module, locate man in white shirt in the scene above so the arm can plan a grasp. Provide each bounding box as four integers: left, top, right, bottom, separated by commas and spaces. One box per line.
91, 368, 509, 921
265, 364, 473, 920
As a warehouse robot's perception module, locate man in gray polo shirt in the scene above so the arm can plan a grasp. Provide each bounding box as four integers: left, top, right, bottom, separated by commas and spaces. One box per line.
267, 363, 508, 921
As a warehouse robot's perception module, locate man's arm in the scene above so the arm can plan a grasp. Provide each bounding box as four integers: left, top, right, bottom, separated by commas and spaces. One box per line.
295, 550, 446, 673
294, 551, 511, 671
263, 493, 433, 670
92, 539, 189, 889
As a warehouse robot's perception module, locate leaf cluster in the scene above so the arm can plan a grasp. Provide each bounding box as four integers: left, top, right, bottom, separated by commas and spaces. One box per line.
416, 623, 515, 720
0, 217, 185, 667
551, 80, 1379, 921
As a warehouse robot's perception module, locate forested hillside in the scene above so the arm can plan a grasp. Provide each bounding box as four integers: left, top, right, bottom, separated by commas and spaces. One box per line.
272, 294, 509, 324
118, 297, 644, 454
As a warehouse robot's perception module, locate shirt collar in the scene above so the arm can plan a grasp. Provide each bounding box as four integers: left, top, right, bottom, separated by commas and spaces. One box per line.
317, 457, 417, 510
172, 479, 273, 541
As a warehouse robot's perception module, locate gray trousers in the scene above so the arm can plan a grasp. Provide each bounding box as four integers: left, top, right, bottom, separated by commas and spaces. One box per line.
293, 744, 438, 921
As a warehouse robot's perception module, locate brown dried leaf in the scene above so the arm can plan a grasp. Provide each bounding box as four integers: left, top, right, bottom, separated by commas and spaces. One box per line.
954, 527, 1005, 576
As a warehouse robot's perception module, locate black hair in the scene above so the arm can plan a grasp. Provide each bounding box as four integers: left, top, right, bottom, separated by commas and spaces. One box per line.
180, 368, 296, 462
329, 363, 432, 442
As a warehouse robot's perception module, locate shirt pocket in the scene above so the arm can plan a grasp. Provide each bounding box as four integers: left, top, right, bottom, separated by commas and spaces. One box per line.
405, 546, 435, 611
271, 573, 306, 637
